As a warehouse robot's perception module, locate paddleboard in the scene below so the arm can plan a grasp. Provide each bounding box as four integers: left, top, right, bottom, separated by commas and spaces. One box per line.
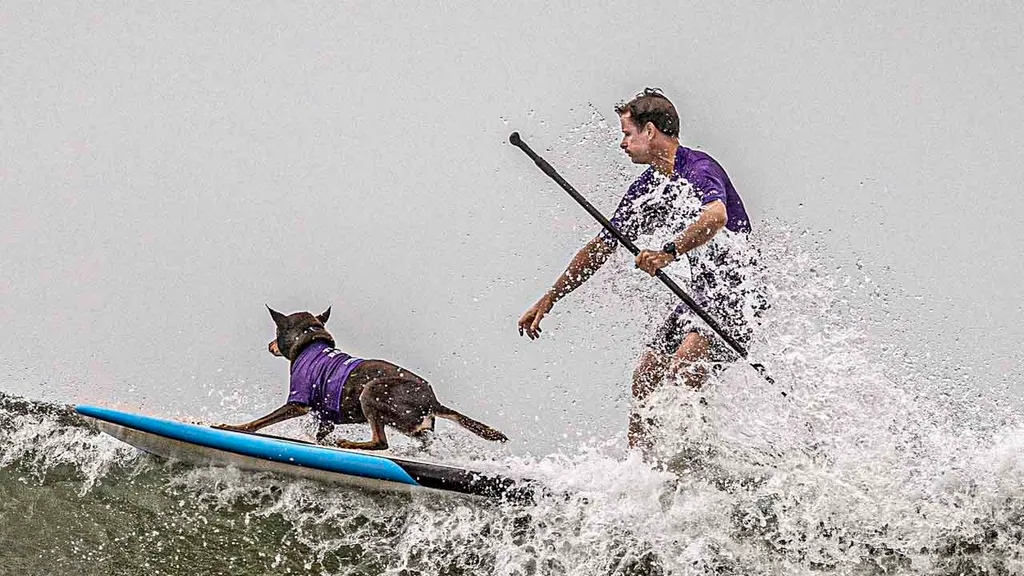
74, 404, 532, 502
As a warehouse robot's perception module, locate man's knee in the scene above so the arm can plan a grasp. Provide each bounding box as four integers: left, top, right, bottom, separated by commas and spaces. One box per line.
670, 332, 713, 388
632, 348, 667, 399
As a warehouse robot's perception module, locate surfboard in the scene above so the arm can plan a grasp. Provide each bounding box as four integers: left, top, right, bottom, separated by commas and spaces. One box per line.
74, 404, 533, 502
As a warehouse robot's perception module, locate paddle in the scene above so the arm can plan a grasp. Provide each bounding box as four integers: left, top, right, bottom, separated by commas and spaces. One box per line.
509, 132, 779, 389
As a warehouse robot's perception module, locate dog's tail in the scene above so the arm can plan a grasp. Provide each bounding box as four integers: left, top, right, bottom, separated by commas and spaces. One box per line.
434, 406, 509, 442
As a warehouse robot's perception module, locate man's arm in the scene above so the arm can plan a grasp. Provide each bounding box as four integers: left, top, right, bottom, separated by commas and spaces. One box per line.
634, 200, 727, 275
672, 199, 727, 253
547, 236, 617, 304
214, 403, 310, 433
518, 236, 617, 339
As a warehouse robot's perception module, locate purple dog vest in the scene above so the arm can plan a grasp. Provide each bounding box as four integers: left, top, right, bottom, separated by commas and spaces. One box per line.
287, 341, 364, 423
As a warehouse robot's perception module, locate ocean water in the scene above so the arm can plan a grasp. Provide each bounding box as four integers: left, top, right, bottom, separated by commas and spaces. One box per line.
3, 225, 1022, 576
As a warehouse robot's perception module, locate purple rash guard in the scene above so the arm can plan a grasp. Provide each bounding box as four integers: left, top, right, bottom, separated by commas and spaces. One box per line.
288, 341, 364, 424
599, 145, 761, 313
599, 145, 751, 243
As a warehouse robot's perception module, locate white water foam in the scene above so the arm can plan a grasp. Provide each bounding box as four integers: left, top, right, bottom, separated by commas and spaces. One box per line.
0, 410, 142, 494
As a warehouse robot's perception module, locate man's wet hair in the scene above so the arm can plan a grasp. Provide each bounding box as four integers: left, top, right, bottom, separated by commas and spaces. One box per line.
615, 88, 680, 137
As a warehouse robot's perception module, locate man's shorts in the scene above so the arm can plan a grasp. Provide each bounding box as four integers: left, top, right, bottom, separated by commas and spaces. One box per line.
649, 231, 769, 365
649, 288, 767, 364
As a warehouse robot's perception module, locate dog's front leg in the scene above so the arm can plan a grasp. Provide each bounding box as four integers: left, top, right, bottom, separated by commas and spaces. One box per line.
214, 403, 310, 433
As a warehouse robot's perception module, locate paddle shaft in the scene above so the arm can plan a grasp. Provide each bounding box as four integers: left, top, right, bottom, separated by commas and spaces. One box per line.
509, 132, 776, 386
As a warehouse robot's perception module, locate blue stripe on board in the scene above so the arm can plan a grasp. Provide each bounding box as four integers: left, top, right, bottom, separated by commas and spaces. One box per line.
74, 404, 419, 486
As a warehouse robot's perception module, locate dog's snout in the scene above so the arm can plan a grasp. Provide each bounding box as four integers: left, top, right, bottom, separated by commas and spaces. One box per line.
268, 340, 282, 356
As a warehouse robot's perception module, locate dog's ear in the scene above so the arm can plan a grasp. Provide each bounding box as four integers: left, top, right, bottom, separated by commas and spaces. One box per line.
267, 305, 287, 326
317, 307, 331, 325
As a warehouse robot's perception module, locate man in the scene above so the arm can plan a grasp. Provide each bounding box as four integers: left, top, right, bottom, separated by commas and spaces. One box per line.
517, 88, 765, 450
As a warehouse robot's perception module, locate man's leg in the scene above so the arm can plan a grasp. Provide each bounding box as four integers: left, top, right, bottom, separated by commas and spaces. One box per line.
667, 331, 714, 389
629, 348, 669, 450
629, 331, 715, 451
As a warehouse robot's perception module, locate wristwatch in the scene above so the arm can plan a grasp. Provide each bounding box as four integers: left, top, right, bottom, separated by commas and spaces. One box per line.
662, 241, 678, 259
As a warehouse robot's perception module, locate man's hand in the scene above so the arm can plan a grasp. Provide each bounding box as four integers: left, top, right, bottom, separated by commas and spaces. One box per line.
635, 249, 676, 276
518, 294, 554, 340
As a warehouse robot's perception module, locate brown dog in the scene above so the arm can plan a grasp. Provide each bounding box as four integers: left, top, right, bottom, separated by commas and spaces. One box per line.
215, 307, 508, 450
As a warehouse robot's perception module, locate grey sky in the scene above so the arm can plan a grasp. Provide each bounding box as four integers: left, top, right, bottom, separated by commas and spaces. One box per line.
3, 1, 1022, 451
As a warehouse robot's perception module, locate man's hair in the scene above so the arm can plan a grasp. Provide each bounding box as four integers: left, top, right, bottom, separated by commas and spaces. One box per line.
614, 88, 679, 137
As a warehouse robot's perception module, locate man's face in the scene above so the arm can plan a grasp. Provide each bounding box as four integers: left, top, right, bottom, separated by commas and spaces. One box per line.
619, 113, 653, 164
